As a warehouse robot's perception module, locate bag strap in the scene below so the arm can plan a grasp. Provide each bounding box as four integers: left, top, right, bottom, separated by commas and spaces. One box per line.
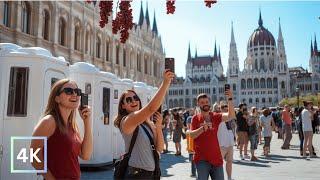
128, 127, 139, 155
141, 124, 156, 151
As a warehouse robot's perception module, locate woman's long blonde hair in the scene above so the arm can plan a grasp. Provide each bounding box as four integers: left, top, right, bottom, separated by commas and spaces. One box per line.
44, 79, 78, 133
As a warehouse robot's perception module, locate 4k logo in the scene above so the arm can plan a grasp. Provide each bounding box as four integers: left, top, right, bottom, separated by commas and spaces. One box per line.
10, 136, 47, 173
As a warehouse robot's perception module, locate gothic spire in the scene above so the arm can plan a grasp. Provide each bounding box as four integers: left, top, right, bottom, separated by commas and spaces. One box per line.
152, 10, 158, 35
138, 1, 144, 26
278, 17, 283, 41
311, 38, 314, 57
314, 34, 318, 52
218, 46, 222, 64
258, 9, 263, 27
213, 39, 218, 59
188, 42, 191, 61
145, 2, 150, 27
231, 21, 235, 44
195, 47, 198, 58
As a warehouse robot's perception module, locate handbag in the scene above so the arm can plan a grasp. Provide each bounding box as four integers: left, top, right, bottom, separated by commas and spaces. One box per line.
141, 124, 161, 180
114, 127, 139, 179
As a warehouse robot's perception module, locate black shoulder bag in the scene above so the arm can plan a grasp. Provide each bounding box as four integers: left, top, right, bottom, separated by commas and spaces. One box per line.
141, 124, 161, 180
114, 127, 139, 179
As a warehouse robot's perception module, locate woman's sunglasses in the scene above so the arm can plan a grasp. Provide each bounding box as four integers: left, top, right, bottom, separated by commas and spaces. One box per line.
58, 87, 82, 96
124, 95, 140, 104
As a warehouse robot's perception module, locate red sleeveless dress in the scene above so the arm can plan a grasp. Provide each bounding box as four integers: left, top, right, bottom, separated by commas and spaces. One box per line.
47, 126, 82, 179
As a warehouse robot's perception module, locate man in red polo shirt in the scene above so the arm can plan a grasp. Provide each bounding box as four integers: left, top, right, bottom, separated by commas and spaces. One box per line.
281, 105, 292, 149
190, 90, 236, 180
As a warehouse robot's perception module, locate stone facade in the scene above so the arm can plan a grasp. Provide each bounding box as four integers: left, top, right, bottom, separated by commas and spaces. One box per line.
0, 1, 164, 87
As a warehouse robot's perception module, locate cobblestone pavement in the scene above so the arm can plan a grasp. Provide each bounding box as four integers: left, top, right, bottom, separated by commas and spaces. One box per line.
81, 132, 320, 180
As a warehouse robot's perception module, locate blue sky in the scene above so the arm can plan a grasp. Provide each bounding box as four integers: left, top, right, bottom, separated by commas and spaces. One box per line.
131, 0, 320, 77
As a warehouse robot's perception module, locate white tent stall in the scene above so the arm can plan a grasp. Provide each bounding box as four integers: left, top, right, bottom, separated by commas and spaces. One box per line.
70, 62, 115, 166
0, 43, 69, 180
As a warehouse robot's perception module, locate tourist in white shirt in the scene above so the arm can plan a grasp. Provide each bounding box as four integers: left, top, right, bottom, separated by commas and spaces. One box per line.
301, 101, 316, 158
218, 103, 235, 180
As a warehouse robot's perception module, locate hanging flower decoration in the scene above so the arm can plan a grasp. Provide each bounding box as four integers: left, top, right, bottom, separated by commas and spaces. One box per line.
166, 0, 176, 14
86, 0, 217, 43
204, 0, 217, 8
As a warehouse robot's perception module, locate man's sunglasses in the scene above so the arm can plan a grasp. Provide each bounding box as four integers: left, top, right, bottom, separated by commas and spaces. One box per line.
124, 95, 140, 104
57, 88, 82, 96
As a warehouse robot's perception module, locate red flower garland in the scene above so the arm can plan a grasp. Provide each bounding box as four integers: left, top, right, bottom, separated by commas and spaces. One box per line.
204, 0, 217, 8
99, 1, 113, 28
166, 0, 176, 14
86, 0, 218, 43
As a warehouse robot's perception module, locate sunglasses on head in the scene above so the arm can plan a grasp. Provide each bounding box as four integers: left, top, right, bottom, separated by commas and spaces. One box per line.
58, 87, 82, 96
124, 95, 140, 104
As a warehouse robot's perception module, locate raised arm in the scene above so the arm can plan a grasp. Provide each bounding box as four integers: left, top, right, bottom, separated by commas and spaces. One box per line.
222, 89, 236, 122
30, 116, 56, 180
122, 70, 175, 134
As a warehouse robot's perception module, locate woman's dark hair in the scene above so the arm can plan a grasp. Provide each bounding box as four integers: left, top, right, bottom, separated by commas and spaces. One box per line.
262, 108, 270, 117
114, 90, 142, 129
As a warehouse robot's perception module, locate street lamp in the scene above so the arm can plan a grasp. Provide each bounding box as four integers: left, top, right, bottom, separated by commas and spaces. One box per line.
295, 87, 300, 108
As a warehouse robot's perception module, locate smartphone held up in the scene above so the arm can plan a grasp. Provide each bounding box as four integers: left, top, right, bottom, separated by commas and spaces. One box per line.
80, 93, 88, 110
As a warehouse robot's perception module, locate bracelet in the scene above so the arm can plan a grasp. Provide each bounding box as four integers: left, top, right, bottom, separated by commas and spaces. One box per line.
228, 98, 233, 101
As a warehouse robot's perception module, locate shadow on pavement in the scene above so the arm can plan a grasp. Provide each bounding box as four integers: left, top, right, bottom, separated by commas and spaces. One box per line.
233, 160, 271, 167
160, 151, 189, 177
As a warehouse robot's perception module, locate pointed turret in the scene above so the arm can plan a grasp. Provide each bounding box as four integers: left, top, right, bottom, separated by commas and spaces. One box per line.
152, 10, 158, 35
213, 40, 218, 60
145, 2, 150, 27
231, 21, 235, 44
311, 39, 314, 57
187, 43, 192, 61
138, 1, 144, 26
218, 46, 222, 64
258, 9, 263, 27
314, 34, 318, 52
195, 47, 198, 58
278, 18, 283, 41
227, 21, 239, 78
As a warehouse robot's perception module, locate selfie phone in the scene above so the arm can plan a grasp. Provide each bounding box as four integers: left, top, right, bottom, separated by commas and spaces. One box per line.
153, 106, 162, 123
165, 58, 175, 73
80, 93, 88, 110
225, 84, 230, 95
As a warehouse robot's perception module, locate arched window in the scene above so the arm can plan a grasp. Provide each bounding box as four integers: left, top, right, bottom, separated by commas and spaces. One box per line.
153, 61, 157, 76
213, 88, 216, 94
256, 98, 259, 103
173, 99, 178, 107
137, 53, 141, 72
262, 98, 266, 103
254, 78, 259, 89
273, 78, 278, 88
254, 59, 258, 70
144, 56, 148, 74
179, 99, 183, 107
74, 25, 80, 50
241, 79, 246, 89
169, 99, 173, 108
85, 29, 91, 54
58, 18, 66, 46
43, 10, 50, 40
116, 45, 119, 64
123, 48, 126, 67
267, 78, 272, 88
105, 41, 110, 61
21, 1, 31, 34
247, 79, 253, 89
4, 1, 10, 27
249, 98, 252, 103
260, 58, 265, 71
269, 59, 274, 71
260, 78, 266, 88
233, 83, 236, 91
96, 36, 101, 58
281, 81, 285, 89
